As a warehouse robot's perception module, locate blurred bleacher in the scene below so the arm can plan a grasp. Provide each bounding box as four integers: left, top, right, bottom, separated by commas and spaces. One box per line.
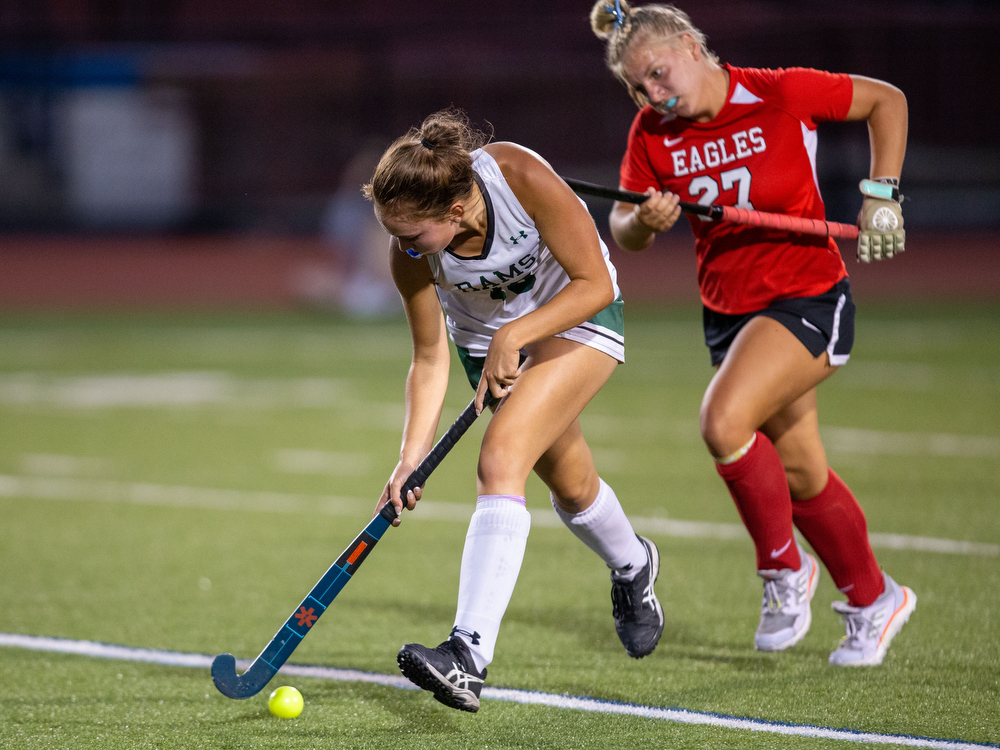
1, 1, 997, 308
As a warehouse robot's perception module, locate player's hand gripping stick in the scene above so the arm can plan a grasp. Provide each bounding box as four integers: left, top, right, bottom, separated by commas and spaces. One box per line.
563, 177, 860, 241
378, 396, 490, 523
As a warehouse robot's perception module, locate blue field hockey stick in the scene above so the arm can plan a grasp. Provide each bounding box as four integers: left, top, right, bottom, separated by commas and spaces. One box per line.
212, 395, 492, 699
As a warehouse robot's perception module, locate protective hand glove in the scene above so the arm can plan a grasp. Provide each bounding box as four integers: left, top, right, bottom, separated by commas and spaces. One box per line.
857, 180, 905, 262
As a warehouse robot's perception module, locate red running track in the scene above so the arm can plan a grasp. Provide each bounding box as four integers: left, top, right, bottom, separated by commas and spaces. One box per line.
0, 231, 996, 310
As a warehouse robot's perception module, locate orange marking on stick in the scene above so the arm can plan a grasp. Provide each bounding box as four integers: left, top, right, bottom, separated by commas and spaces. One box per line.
295, 606, 318, 628
347, 541, 368, 565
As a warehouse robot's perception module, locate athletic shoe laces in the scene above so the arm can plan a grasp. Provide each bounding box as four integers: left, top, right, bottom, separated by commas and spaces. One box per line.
832, 602, 885, 648
762, 579, 784, 612
611, 580, 634, 619
611, 574, 653, 622
761, 568, 808, 613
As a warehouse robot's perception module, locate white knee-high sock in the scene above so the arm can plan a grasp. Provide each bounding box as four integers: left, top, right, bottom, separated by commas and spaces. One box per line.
552, 478, 648, 580
452, 495, 531, 672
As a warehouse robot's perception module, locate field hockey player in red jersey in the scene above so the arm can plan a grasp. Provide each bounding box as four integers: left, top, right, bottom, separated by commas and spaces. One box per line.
591, 0, 915, 665
363, 109, 663, 712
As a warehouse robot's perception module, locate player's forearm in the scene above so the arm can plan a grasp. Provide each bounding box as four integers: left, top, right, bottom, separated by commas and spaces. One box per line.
499, 275, 615, 352
847, 76, 907, 180
867, 88, 907, 179
610, 203, 657, 252
399, 354, 450, 466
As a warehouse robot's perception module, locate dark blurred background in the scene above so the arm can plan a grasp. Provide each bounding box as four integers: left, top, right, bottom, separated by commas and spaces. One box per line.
1, 1, 998, 308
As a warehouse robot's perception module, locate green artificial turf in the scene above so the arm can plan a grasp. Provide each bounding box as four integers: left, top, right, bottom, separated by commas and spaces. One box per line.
0, 305, 997, 749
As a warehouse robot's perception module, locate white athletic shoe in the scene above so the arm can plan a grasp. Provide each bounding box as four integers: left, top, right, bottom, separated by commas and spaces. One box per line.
829, 572, 916, 666
754, 547, 819, 652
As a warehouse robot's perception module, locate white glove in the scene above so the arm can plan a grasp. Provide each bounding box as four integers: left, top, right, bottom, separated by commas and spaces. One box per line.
857, 179, 905, 262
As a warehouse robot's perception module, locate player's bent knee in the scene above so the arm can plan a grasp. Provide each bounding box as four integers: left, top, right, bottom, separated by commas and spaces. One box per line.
551, 493, 587, 514
699, 401, 754, 458
785, 463, 829, 500
477, 449, 532, 492
548, 476, 597, 514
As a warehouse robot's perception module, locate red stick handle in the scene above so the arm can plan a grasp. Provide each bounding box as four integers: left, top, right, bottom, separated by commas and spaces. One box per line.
718, 205, 859, 240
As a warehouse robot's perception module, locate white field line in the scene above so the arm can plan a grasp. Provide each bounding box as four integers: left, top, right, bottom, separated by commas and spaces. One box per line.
0, 474, 995, 557
0, 372, 357, 410
273, 449, 372, 477
3, 371, 999, 459
582, 416, 1000, 459
0, 633, 994, 750
821, 427, 1000, 458
833, 361, 935, 392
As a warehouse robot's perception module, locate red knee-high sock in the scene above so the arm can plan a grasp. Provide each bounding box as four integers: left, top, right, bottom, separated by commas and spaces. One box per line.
716, 431, 800, 572
791, 468, 884, 607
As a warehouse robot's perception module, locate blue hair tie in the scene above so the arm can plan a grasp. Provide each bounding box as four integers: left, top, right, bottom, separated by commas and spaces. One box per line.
606, 0, 625, 29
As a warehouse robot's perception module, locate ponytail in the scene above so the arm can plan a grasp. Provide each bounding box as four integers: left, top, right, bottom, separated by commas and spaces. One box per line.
590, 0, 717, 107
363, 108, 492, 218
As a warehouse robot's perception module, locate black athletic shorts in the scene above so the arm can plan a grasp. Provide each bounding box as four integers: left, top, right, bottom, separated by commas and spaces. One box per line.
703, 277, 855, 367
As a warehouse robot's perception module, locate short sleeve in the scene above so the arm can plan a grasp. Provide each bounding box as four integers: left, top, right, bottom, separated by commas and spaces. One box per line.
775, 68, 853, 127
619, 110, 662, 193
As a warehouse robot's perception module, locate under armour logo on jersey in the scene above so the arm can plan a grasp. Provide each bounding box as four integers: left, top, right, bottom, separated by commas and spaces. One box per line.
451, 627, 481, 645
509, 230, 528, 245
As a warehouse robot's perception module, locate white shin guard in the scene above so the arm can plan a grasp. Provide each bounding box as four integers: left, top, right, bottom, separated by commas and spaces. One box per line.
552, 478, 648, 580
452, 495, 531, 672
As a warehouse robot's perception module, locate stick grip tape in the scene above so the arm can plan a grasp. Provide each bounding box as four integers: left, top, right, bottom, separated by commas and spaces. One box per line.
717, 205, 859, 239
378, 396, 492, 521
562, 176, 859, 238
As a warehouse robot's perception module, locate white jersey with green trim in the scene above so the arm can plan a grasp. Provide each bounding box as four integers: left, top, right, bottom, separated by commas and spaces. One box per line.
426, 149, 620, 357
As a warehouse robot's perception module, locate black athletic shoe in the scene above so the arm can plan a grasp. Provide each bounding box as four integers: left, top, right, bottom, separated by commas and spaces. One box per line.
611, 536, 664, 658
397, 636, 487, 713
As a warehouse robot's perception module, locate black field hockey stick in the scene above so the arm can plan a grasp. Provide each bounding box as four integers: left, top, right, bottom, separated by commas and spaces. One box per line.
563, 177, 860, 240
211, 395, 491, 699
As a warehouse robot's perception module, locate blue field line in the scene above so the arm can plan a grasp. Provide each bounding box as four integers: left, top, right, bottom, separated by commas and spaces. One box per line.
1, 633, 995, 749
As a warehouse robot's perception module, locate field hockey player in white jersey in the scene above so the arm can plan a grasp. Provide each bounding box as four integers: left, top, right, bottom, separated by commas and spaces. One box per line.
363, 109, 663, 712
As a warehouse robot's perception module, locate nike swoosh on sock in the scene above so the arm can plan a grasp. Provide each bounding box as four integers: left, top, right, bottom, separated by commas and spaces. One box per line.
770, 538, 793, 559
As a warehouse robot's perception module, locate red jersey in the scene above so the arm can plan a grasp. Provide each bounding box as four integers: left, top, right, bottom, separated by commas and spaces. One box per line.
620, 65, 853, 314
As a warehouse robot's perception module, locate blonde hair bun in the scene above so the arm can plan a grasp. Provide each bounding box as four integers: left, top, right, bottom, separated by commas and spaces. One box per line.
591, 1, 717, 105
590, 0, 631, 39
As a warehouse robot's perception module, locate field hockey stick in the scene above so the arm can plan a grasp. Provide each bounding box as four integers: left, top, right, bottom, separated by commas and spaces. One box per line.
563, 177, 859, 240
212, 395, 491, 699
